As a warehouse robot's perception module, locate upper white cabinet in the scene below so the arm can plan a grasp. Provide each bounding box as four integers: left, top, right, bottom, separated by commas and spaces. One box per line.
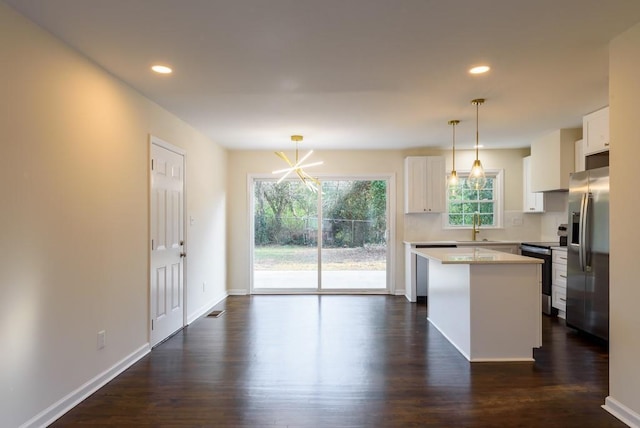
404, 156, 446, 213
530, 128, 582, 192
522, 156, 544, 213
583, 106, 610, 155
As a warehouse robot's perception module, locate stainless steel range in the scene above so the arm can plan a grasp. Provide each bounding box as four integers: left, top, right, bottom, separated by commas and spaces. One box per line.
520, 241, 563, 316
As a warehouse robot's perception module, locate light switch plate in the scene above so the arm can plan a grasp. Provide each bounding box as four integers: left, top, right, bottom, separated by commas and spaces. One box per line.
97, 330, 106, 350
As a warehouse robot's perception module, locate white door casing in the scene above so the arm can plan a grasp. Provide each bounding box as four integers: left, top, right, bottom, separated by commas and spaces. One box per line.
150, 138, 185, 347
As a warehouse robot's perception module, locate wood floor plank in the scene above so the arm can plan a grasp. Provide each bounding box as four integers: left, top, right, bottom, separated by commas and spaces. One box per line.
51, 295, 622, 427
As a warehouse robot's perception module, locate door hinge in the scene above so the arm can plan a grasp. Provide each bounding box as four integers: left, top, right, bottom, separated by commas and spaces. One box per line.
151, 159, 154, 170
151, 319, 154, 330
151, 239, 154, 250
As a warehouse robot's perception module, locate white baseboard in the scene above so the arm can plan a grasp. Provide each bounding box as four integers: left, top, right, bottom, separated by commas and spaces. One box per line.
20, 344, 150, 428
187, 292, 229, 324
603, 396, 640, 427
228, 288, 248, 295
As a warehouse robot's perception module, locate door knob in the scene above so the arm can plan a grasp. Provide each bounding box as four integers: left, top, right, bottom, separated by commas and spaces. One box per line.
180, 252, 186, 258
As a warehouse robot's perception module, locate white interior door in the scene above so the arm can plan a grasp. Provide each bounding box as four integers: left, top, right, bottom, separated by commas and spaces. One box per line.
150, 139, 185, 347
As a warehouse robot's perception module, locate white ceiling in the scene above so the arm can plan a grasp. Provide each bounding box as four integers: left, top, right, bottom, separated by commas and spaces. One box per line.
7, 0, 640, 150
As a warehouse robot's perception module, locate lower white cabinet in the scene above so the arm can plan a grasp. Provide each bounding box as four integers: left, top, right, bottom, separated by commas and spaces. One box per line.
552, 248, 568, 318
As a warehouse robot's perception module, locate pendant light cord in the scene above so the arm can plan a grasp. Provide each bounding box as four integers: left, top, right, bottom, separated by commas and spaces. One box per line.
448, 119, 459, 173
475, 101, 479, 161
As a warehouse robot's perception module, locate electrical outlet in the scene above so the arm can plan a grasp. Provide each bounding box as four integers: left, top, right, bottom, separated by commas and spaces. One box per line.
97, 330, 106, 350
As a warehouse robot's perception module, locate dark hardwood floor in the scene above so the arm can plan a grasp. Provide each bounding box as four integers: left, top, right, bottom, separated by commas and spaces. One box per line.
52, 295, 622, 427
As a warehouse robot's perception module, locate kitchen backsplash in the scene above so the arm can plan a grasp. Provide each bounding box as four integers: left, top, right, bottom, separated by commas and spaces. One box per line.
404, 210, 542, 242
540, 192, 569, 242
404, 192, 569, 243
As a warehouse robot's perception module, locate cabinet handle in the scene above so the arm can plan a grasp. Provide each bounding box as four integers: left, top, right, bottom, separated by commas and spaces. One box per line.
560, 297, 566, 302
559, 256, 567, 260
605, 142, 610, 146
560, 274, 566, 278
529, 207, 535, 211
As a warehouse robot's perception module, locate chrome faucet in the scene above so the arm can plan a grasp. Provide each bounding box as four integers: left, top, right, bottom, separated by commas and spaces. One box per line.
472, 212, 481, 241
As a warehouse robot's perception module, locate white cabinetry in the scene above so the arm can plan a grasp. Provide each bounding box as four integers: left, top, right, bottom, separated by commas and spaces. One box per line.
404, 156, 446, 213
530, 128, 581, 192
522, 156, 544, 213
552, 248, 568, 319
583, 107, 610, 155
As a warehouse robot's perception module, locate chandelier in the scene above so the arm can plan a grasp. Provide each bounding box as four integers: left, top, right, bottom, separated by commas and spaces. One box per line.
272, 135, 323, 191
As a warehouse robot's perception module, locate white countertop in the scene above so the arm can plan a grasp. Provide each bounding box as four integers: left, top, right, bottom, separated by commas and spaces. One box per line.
403, 240, 522, 246
413, 247, 544, 265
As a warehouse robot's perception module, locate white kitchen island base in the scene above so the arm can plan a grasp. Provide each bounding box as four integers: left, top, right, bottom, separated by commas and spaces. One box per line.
415, 247, 543, 362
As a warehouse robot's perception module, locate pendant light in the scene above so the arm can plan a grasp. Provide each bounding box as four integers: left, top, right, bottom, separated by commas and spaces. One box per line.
448, 119, 460, 187
469, 98, 486, 190
272, 135, 323, 192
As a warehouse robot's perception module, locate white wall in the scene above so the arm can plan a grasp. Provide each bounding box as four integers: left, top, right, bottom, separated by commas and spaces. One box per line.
227, 147, 541, 296
227, 149, 406, 295
606, 21, 640, 425
0, 3, 227, 427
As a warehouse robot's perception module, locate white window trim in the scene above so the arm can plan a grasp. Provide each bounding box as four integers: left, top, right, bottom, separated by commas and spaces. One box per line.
442, 168, 504, 230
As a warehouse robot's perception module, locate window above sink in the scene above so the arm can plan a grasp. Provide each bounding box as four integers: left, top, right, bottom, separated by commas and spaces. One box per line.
443, 169, 504, 229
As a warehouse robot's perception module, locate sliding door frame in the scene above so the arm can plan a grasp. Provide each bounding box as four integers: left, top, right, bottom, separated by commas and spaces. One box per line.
248, 173, 396, 295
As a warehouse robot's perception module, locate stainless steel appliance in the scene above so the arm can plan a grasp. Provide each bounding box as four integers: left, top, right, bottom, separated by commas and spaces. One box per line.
520, 242, 559, 315
566, 167, 609, 341
558, 224, 568, 246
414, 244, 456, 300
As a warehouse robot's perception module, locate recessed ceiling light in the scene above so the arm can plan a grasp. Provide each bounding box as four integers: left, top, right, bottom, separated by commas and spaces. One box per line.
469, 65, 490, 75
151, 65, 172, 74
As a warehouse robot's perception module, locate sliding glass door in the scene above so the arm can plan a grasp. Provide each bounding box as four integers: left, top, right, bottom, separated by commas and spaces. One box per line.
252, 177, 388, 293
253, 180, 319, 291
320, 180, 387, 290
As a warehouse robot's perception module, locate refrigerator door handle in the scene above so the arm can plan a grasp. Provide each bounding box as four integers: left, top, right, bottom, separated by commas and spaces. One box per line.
584, 193, 592, 269
578, 193, 587, 272
579, 193, 587, 272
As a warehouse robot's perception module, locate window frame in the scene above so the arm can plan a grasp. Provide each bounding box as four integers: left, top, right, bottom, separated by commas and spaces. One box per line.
442, 169, 504, 229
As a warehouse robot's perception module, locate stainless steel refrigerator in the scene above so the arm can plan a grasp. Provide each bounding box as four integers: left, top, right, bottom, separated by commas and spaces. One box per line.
566, 166, 609, 341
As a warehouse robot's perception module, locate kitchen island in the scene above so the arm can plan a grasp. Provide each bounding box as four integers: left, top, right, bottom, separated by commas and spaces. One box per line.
413, 247, 543, 362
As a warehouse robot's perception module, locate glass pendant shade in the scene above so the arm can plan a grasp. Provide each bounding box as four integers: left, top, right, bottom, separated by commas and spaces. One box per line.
449, 170, 458, 186
469, 159, 486, 190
